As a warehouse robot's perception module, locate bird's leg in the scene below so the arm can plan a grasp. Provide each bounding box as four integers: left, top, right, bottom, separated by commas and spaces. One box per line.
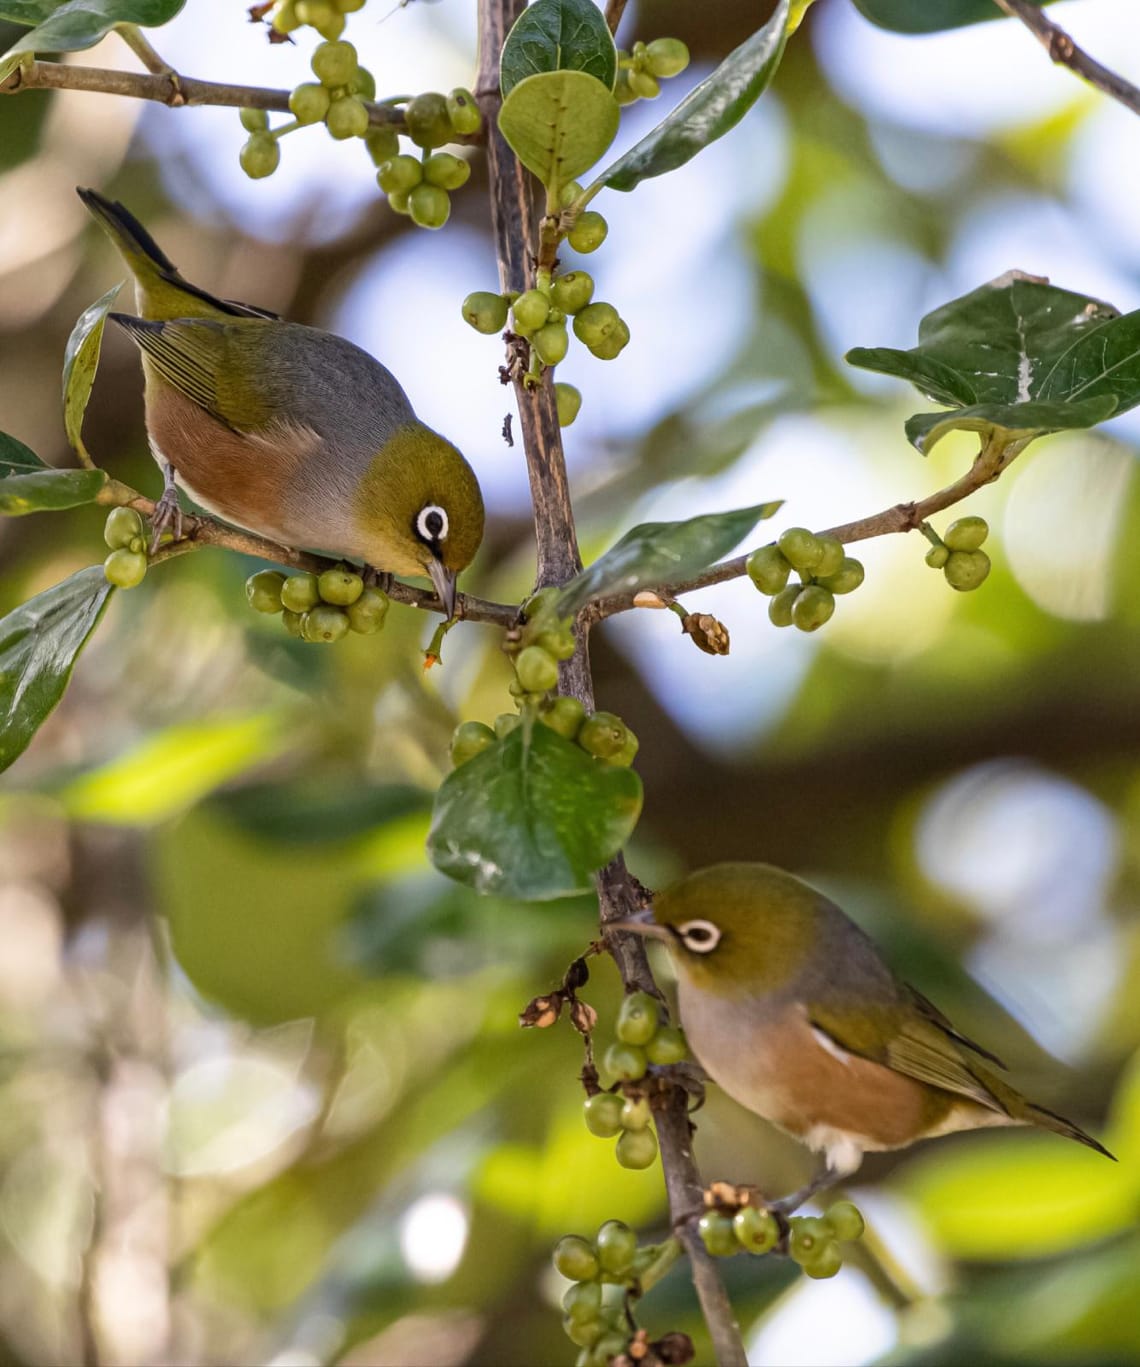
362, 564, 393, 593
149, 461, 184, 552
767, 1164, 840, 1217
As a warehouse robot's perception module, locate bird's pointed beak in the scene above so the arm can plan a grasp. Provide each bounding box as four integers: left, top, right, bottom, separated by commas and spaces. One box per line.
610, 907, 671, 942
427, 558, 457, 619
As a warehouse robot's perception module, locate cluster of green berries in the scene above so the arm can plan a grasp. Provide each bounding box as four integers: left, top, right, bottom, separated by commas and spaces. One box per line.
923, 515, 991, 591
269, 0, 362, 42
553, 1223, 677, 1367
614, 38, 691, 105
373, 89, 480, 228
582, 993, 689, 1172
449, 700, 640, 767
698, 1198, 865, 1279
102, 507, 149, 588
747, 528, 865, 633
245, 566, 389, 642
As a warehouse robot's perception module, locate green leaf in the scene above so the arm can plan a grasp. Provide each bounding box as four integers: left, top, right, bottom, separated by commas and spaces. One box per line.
500, 0, 616, 98
557, 500, 782, 615
0, 429, 107, 514
427, 721, 642, 901
0, 0, 56, 26
851, 0, 1056, 34
595, 0, 791, 194
498, 69, 620, 190
847, 271, 1140, 453
0, 0, 184, 65
63, 282, 120, 464
0, 566, 113, 774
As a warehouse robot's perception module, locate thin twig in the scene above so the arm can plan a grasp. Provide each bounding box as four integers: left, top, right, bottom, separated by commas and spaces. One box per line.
117, 23, 176, 77
992, 0, 1140, 118
604, 0, 629, 39
587, 432, 1026, 620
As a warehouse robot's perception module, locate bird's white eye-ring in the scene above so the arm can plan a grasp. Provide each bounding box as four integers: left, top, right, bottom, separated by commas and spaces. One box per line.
676, 919, 722, 954
416, 504, 448, 542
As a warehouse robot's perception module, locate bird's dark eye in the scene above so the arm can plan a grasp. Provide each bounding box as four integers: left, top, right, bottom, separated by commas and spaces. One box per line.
676, 919, 722, 953
416, 504, 448, 543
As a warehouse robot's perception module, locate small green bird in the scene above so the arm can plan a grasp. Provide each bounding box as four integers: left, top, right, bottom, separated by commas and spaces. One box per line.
619, 862, 1113, 1210
78, 187, 484, 615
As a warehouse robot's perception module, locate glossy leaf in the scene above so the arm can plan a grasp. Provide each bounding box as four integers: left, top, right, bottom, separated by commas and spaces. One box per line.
557, 500, 782, 615
62, 282, 120, 463
595, 0, 791, 194
498, 69, 620, 190
0, 0, 56, 26
0, 566, 113, 774
847, 272, 1140, 453
0, 0, 185, 68
500, 0, 616, 98
0, 429, 107, 513
852, 0, 1055, 34
427, 720, 642, 900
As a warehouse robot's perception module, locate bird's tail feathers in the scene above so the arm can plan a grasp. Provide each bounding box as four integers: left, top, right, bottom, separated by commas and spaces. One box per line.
1026, 1101, 1116, 1160
77, 187, 180, 282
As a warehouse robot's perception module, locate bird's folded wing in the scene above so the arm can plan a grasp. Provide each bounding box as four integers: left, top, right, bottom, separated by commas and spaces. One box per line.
905, 985, 1008, 1068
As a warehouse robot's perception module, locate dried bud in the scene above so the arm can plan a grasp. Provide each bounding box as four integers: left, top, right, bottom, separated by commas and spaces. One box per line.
654, 1331, 695, 1365
519, 993, 563, 1028
629, 1329, 651, 1360
564, 956, 590, 992
569, 997, 598, 1035
633, 591, 668, 609
681, 612, 730, 656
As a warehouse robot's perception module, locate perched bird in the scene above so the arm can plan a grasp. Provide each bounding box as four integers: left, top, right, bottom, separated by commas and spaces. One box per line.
78, 187, 483, 615
619, 862, 1113, 1210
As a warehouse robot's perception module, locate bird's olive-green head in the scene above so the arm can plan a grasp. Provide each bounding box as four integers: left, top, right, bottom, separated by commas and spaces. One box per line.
354, 423, 485, 614
627, 862, 830, 996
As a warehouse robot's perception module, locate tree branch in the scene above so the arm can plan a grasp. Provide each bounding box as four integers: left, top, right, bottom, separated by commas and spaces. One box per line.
587, 431, 1027, 620
992, 0, 1140, 118
604, 0, 629, 38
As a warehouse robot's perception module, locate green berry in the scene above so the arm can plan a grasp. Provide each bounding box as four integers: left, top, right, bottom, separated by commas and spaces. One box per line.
334, 0, 366, 12
538, 695, 586, 740
602, 1041, 647, 1082
534, 625, 576, 661
594, 1220, 637, 1276
616, 991, 659, 1047
312, 7, 345, 38
404, 91, 452, 149
804, 1241, 843, 1279
587, 319, 629, 361
559, 180, 584, 208
733, 1205, 778, 1255
318, 568, 363, 606
602, 731, 639, 768
564, 1317, 603, 1350
239, 135, 280, 179
282, 609, 305, 638
551, 271, 595, 315
813, 535, 845, 578
818, 556, 864, 595
944, 514, 989, 552
446, 87, 482, 135
925, 543, 950, 569
824, 1200, 865, 1242
103, 506, 144, 550
767, 585, 799, 628
516, 644, 560, 693
791, 584, 835, 633
245, 570, 287, 614
583, 1091, 625, 1139
311, 39, 357, 87
450, 720, 497, 767
240, 106, 269, 133
512, 289, 551, 336
572, 302, 620, 349
271, 0, 301, 33
462, 291, 509, 334
387, 189, 412, 215
746, 544, 791, 596
645, 1026, 687, 1065
280, 573, 322, 613
777, 526, 824, 573
556, 382, 582, 427
627, 69, 661, 100
494, 712, 521, 739
698, 1211, 738, 1258
563, 1280, 603, 1323
302, 604, 349, 643
409, 183, 451, 229
789, 1216, 831, 1266
593, 1332, 629, 1363
289, 82, 331, 125
533, 321, 569, 366
294, 0, 331, 25
578, 711, 627, 760
646, 37, 690, 77
619, 1096, 652, 1131
568, 211, 608, 254
943, 548, 991, 591
554, 1235, 600, 1282
615, 1127, 658, 1170
326, 95, 370, 140
346, 585, 390, 633
377, 154, 424, 193
351, 66, 376, 100
364, 126, 400, 165
423, 151, 470, 190
103, 548, 147, 589
614, 67, 637, 105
